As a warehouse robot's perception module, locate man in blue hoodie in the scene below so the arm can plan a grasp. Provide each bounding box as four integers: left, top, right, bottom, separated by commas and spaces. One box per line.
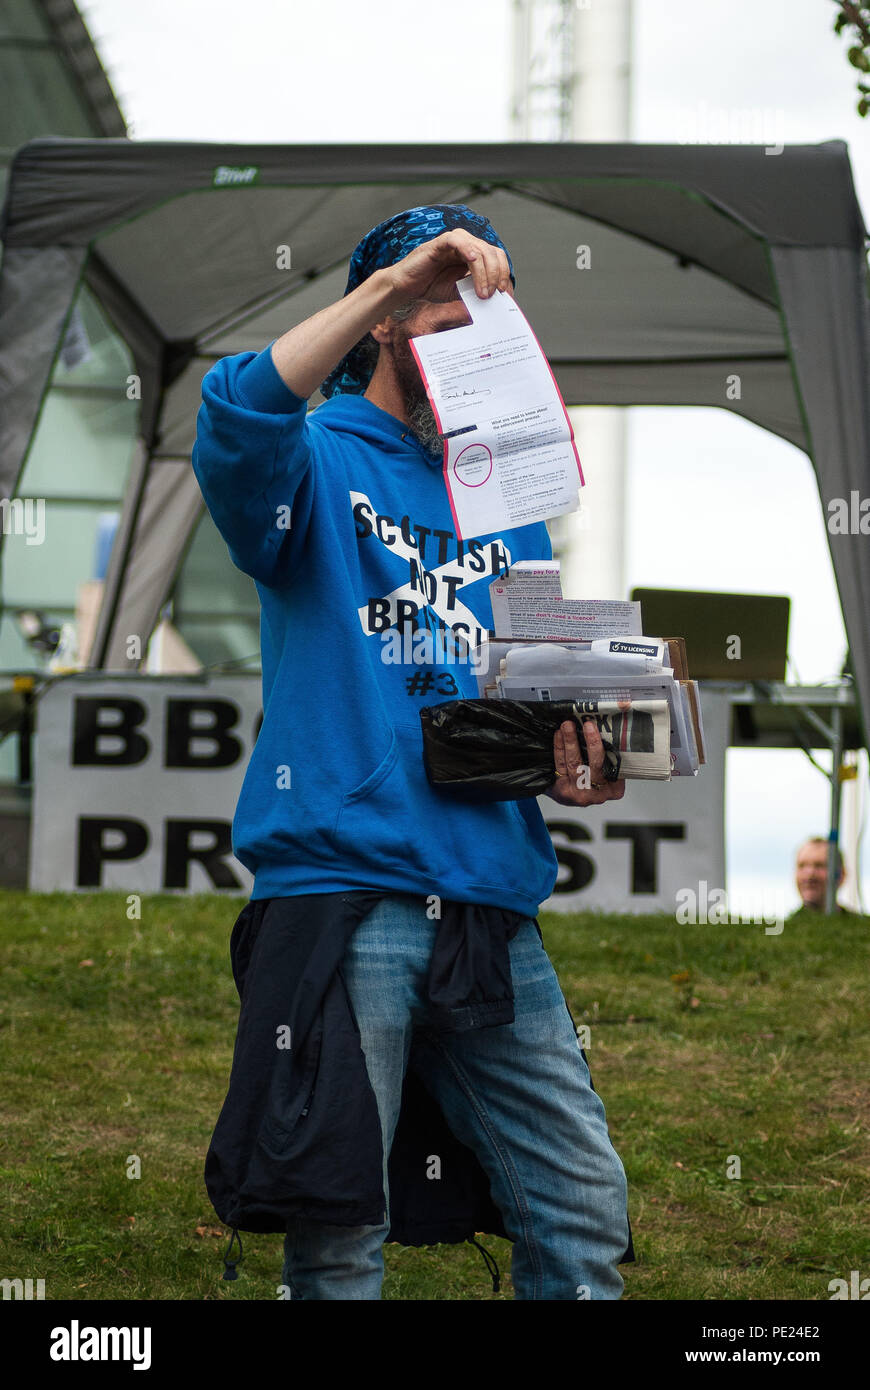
193, 205, 630, 1299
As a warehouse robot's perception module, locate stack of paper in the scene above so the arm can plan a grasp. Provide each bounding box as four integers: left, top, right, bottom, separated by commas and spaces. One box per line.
473, 564, 707, 780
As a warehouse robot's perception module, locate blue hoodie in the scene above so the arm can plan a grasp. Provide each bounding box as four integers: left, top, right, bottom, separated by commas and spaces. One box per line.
191, 343, 559, 914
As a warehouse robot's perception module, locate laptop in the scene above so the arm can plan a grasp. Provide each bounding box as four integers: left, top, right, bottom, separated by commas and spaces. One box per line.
629, 588, 790, 681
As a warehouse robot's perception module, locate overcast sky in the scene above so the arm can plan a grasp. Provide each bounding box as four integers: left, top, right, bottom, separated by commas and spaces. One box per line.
76, 0, 870, 911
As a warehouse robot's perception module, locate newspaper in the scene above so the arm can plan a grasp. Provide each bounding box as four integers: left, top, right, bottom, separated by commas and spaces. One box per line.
562, 698, 673, 780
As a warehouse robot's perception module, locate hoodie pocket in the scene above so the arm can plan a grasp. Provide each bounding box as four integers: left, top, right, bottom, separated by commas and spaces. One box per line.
333, 725, 435, 881
341, 728, 398, 806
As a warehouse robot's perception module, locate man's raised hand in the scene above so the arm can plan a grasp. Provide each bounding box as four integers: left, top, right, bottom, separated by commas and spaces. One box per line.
380, 230, 512, 310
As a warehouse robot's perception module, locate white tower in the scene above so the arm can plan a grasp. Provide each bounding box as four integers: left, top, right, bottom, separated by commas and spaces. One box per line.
511, 0, 634, 601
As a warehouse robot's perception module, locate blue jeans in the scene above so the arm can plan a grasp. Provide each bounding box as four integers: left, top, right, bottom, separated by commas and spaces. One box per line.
281, 893, 629, 1300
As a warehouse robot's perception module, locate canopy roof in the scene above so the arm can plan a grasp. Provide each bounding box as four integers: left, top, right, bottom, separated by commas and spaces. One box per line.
1, 137, 868, 739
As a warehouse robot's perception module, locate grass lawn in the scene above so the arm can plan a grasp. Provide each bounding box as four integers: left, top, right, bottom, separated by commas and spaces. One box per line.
0, 891, 868, 1300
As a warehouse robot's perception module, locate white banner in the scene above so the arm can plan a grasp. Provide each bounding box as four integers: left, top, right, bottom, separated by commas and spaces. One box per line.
540, 687, 729, 912
30, 676, 259, 893
31, 677, 728, 906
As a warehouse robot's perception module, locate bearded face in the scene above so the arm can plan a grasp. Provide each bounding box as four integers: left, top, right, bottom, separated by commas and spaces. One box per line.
388, 319, 445, 458
384, 287, 476, 458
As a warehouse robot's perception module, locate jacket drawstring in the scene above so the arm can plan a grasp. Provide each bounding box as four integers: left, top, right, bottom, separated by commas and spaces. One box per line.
468, 1237, 500, 1293
222, 1226, 244, 1280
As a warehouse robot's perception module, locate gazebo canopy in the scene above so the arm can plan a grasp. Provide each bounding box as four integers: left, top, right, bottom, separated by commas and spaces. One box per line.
1, 137, 868, 738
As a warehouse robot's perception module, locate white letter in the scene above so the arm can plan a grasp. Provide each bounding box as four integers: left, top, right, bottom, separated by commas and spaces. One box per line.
412, 628, 433, 666
25, 498, 46, 546
49, 1328, 70, 1361
675, 887, 694, 925
132, 1327, 151, 1371
708, 888, 729, 925
827, 498, 848, 534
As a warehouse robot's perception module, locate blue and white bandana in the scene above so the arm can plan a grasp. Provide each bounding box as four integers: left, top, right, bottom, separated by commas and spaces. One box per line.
319, 203, 516, 400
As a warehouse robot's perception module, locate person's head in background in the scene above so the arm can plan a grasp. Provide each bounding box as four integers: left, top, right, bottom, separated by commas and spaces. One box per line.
795, 836, 846, 910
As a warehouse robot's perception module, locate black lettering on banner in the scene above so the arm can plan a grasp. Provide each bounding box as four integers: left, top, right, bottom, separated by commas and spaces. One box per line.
72, 698, 149, 766
547, 820, 596, 894
605, 822, 686, 894
77, 817, 149, 887
164, 820, 240, 889
165, 700, 242, 769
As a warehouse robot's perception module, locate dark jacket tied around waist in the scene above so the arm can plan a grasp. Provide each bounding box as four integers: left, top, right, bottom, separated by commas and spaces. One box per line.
205, 889, 635, 1274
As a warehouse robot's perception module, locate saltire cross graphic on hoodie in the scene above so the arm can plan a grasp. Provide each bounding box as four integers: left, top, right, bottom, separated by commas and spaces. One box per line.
192, 341, 559, 914
351, 489, 512, 694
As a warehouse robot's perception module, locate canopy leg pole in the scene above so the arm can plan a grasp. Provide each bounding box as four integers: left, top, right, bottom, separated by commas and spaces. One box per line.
826, 703, 844, 914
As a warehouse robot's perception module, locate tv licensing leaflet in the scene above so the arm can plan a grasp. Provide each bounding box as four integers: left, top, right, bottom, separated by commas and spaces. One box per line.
410, 275, 584, 540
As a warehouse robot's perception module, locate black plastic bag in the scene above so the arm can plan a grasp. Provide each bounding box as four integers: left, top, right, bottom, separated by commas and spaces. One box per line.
419, 699, 622, 803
